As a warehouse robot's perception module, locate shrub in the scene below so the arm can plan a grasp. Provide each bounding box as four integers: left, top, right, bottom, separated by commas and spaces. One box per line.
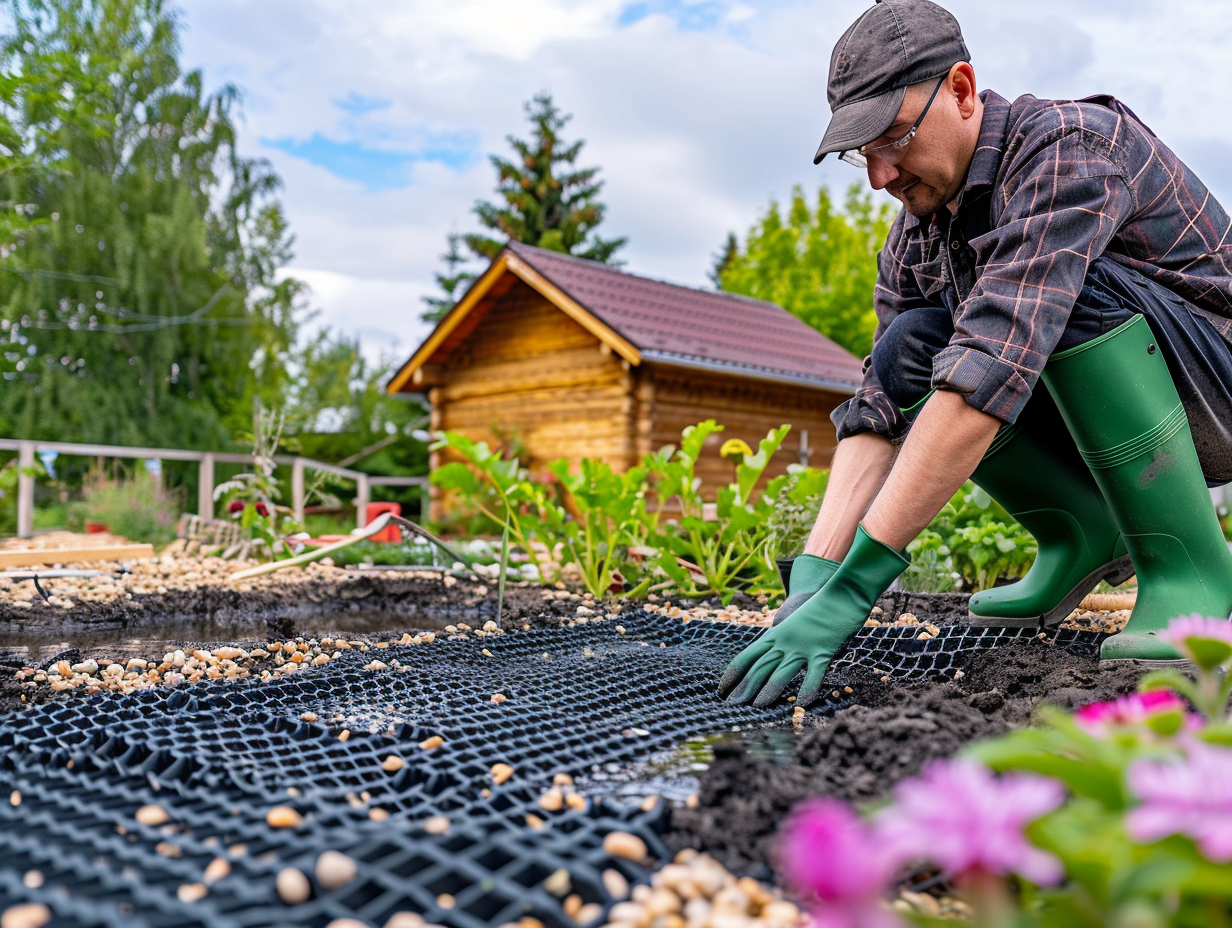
68, 471, 182, 547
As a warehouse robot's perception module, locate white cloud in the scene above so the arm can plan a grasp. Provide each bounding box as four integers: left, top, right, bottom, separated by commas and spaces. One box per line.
174, 0, 1232, 367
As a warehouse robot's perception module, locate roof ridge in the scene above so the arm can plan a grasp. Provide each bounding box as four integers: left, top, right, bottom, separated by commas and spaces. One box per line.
504, 241, 786, 313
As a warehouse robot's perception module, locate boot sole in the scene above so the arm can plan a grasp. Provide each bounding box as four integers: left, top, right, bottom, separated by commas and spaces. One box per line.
964, 554, 1135, 630
1100, 658, 1194, 668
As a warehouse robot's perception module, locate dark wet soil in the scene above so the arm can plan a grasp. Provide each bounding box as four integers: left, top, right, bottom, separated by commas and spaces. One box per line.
666, 636, 1148, 879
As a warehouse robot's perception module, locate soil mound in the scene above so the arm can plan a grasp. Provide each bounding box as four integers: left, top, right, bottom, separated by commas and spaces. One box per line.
668, 638, 1147, 878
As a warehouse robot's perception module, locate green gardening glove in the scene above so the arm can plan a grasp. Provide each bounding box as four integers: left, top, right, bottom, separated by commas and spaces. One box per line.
772, 554, 841, 627
718, 526, 909, 707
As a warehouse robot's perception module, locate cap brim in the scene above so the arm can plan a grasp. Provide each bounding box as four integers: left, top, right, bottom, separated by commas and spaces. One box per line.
813, 86, 906, 164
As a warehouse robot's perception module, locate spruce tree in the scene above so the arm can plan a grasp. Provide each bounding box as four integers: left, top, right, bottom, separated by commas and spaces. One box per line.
466, 92, 625, 263
708, 232, 739, 287
420, 233, 476, 323
420, 92, 625, 323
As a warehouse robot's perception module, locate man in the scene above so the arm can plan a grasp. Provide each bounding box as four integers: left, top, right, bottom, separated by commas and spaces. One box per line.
720, 0, 1232, 708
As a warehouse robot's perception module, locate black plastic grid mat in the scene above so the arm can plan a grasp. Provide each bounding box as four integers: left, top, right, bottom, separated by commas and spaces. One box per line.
0, 615, 1100, 927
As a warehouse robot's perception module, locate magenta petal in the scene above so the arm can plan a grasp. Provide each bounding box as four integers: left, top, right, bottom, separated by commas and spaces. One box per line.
875, 759, 1064, 883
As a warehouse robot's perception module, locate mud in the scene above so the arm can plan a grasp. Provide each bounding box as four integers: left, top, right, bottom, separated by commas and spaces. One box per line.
667, 639, 1148, 879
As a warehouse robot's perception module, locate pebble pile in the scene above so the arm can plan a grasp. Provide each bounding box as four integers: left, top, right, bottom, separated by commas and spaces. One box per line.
597, 849, 801, 928
0, 550, 450, 613
6, 624, 515, 697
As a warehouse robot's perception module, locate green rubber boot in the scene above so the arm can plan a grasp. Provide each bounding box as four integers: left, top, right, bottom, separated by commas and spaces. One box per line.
1041, 314, 1232, 662
965, 387, 1133, 628
772, 554, 840, 626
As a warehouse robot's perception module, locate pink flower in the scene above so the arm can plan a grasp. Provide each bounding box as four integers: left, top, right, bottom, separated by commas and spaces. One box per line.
779, 799, 905, 928
1076, 690, 1187, 731
1127, 740, 1232, 862
877, 759, 1065, 885
1163, 615, 1232, 648
1162, 615, 1232, 669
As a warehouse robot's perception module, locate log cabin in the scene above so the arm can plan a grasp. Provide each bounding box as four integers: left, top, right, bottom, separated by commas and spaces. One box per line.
387, 242, 864, 516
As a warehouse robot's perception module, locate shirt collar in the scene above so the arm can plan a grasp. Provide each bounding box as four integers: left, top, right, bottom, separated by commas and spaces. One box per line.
902, 89, 1011, 233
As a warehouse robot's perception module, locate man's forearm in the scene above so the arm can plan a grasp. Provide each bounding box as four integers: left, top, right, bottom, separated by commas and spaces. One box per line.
803, 431, 897, 561
862, 390, 1001, 550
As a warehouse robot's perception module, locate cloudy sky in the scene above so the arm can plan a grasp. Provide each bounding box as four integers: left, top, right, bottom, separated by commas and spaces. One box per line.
174, 0, 1232, 366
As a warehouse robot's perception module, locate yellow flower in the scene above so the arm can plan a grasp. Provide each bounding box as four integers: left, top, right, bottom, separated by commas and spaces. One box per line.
720, 438, 754, 462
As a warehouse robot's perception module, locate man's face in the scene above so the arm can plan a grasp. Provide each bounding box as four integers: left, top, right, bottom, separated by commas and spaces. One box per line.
861, 75, 969, 217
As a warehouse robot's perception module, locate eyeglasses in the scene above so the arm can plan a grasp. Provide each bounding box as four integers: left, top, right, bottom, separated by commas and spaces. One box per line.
839, 74, 947, 170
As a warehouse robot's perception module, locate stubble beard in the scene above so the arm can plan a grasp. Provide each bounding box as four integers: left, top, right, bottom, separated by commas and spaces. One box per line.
897, 181, 949, 219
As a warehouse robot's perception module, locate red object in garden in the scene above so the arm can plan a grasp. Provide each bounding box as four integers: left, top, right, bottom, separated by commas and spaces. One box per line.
228, 501, 244, 515
365, 502, 401, 542
85, 522, 110, 534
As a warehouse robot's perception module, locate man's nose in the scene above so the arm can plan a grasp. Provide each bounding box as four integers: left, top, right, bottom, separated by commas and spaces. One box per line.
866, 156, 899, 190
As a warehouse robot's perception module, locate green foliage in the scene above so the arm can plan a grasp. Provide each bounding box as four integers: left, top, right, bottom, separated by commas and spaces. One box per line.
430, 420, 796, 602
717, 184, 894, 358
0, 0, 303, 447
422, 92, 626, 323
959, 639, 1232, 928
0, 455, 45, 534
280, 328, 428, 502
0, 0, 420, 498
761, 464, 830, 560
651, 421, 790, 602
904, 483, 1037, 593
66, 469, 181, 546
420, 232, 477, 324
468, 92, 626, 263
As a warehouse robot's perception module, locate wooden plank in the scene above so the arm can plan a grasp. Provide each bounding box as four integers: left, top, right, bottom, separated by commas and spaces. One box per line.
0, 544, 155, 568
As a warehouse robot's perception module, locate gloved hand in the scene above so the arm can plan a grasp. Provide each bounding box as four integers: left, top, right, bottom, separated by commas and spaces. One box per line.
719, 526, 909, 707
772, 554, 841, 626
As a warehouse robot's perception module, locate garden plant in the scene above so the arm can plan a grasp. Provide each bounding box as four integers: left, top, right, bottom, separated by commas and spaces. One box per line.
431, 420, 1037, 602
781, 615, 1232, 928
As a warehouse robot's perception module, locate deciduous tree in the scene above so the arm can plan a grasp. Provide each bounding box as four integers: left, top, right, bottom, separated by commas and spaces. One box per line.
0, 0, 301, 447
716, 185, 893, 358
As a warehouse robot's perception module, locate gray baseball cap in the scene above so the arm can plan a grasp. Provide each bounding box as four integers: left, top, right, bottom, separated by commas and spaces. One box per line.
813, 0, 970, 164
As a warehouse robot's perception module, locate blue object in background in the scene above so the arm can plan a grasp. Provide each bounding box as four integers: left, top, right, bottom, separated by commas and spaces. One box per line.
37, 450, 57, 478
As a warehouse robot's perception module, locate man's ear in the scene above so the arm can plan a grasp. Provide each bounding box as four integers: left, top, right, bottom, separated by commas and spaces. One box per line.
950, 62, 978, 120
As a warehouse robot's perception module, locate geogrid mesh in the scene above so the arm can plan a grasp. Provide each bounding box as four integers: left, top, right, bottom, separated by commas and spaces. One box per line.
0, 614, 1101, 928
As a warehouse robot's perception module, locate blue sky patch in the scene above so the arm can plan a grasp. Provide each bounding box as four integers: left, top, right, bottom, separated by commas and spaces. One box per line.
618, 0, 727, 31
262, 132, 478, 191
334, 92, 391, 115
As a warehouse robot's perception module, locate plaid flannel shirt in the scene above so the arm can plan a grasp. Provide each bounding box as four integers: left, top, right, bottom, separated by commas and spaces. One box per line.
832, 89, 1232, 442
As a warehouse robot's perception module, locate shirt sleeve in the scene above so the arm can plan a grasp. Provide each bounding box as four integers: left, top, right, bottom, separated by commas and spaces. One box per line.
831, 212, 933, 443
931, 130, 1135, 425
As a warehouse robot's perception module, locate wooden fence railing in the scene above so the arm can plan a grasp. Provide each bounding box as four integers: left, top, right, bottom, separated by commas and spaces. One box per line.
0, 438, 427, 539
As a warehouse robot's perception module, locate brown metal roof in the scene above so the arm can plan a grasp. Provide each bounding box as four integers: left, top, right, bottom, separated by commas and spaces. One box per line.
503, 242, 863, 391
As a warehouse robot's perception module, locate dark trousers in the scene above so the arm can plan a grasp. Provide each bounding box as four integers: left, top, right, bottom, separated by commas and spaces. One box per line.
872, 257, 1232, 486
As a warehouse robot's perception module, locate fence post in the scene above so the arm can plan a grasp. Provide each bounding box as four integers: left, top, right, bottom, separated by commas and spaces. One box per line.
292, 458, 305, 525
198, 453, 214, 520
16, 441, 35, 539
355, 473, 370, 531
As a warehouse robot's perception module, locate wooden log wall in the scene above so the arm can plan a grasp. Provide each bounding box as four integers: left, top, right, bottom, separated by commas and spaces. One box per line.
636, 367, 846, 500
424, 276, 853, 518
429, 281, 633, 513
